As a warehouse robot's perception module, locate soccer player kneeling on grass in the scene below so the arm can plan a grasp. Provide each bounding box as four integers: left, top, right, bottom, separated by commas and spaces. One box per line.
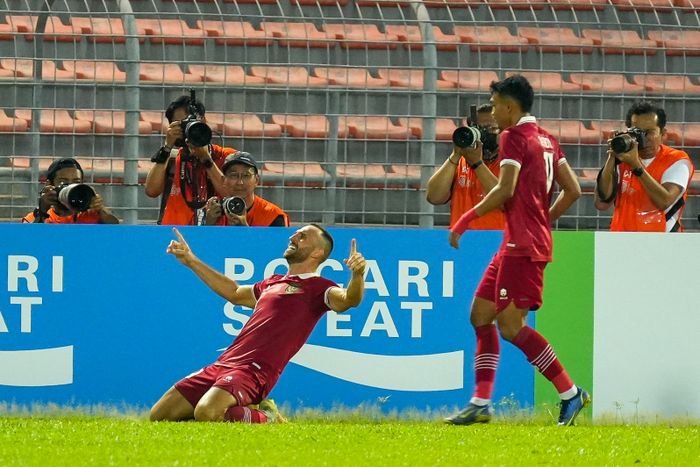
150, 224, 366, 423
445, 75, 590, 427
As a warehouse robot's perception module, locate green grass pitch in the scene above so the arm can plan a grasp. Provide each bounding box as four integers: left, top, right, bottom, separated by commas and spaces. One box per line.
1, 410, 698, 466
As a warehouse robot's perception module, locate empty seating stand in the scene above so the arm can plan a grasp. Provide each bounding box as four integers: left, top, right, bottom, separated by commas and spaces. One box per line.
648, 30, 700, 56
74, 110, 152, 134
322, 24, 399, 49
260, 22, 334, 48
441, 70, 500, 90
14, 109, 92, 133
569, 72, 647, 94
198, 20, 273, 46
313, 67, 390, 88
518, 27, 595, 53
632, 74, 700, 94
204, 113, 282, 138
539, 119, 602, 144
506, 71, 582, 92
581, 29, 658, 55
188, 65, 267, 86
377, 69, 455, 89
452, 26, 529, 52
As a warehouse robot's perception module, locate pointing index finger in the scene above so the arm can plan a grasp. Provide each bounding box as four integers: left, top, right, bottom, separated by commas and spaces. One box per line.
350, 238, 357, 256
173, 227, 188, 245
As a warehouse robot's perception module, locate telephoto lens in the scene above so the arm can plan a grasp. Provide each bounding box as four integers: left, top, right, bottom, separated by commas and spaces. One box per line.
221, 196, 246, 216
610, 134, 635, 154
184, 120, 212, 147
452, 126, 481, 149
56, 183, 95, 212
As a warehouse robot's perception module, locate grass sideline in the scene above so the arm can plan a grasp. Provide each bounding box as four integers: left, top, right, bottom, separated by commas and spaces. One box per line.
1, 405, 698, 466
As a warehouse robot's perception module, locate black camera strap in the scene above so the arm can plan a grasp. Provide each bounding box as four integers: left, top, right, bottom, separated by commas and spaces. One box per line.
666, 197, 685, 233
179, 145, 215, 211
156, 158, 175, 225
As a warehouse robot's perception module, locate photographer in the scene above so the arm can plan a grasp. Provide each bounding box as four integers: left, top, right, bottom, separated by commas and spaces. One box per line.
21, 157, 119, 224
204, 151, 290, 227
145, 94, 236, 225
426, 104, 505, 230
594, 101, 694, 232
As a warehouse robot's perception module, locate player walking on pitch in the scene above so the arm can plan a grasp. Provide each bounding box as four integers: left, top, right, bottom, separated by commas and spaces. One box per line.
445, 75, 590, 426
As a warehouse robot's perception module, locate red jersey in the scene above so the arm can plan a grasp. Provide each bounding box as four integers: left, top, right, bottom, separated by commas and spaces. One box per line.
217, 274, 338, 390
498, 116, 564, 262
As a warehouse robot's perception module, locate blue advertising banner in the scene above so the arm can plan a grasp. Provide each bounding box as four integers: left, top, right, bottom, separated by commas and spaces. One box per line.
0, 225, 533, 412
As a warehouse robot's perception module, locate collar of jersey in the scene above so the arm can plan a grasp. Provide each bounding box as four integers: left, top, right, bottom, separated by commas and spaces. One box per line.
285, 272, 319, 279
516, 115, 537, 126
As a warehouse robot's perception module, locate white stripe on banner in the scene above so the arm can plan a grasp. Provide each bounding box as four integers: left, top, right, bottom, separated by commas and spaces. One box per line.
0, 346, 73, 387
289, 344, 464, 391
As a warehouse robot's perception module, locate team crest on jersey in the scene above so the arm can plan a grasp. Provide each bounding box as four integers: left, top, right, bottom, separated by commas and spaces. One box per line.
285, 283, 302, 294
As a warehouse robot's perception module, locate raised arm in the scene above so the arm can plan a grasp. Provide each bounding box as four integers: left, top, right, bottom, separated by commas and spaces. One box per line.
166, 228, 256, 308
327, 239, 366, 312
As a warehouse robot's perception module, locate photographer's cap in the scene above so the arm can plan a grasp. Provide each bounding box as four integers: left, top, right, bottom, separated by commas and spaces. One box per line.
222, 151, 258, 174
46, 157, 84, 182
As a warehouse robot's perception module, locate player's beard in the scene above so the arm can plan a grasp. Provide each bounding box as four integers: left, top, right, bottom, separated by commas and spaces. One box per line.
284, 245, 309, 264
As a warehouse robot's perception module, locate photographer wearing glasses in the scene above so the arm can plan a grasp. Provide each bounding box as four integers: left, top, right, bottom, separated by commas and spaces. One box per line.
204, 151, 290, 227
21, 157, 119, 224
145, 91, 236, 225
427, 104, 505, 230
595, 101, 694, 232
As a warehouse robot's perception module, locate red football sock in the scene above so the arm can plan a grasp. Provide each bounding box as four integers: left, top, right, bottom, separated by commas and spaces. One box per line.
511, 326, 573, 393
472, 324, 500, 402
224, 406, 269, 424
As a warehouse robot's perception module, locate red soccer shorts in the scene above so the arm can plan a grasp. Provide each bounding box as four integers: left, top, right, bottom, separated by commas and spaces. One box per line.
475, 252, 547, 312
174, 363, 265, 408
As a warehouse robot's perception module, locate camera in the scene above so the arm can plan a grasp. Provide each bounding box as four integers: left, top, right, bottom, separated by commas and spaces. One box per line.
610, 127, 646, 154
56, 183, 95, 212
452, 104, 498, 153
221, 196, 246, 217
181, 89, 212, 147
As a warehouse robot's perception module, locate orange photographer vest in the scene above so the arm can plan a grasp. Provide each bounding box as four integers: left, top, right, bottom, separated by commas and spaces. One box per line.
610, 145, 693, 232
216, 196, 290, 227
161, 144, 235, 225
449, 157, 505, 230
22, 208, 101, 224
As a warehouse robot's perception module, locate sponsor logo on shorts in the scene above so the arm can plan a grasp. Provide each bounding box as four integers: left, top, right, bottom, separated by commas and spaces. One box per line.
499, 288, 508, 300
224, 375, 233, 382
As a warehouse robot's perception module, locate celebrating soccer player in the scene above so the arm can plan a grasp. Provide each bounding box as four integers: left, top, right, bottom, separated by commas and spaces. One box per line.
150, 224, 366, 423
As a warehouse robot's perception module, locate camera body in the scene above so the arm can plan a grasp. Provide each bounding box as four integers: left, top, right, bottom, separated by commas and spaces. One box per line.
452, 104, 498, 153
181, 89, 212, 148
610, 127, 646, 154
221, 196, 246, 217
56, 183, 95, 212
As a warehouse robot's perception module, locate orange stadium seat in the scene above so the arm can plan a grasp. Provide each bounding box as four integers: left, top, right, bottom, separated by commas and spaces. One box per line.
0, 109, 29, 132
3, 15, 79, 42
453, 26, 529, 52
139, 63, 202, 84
665, 123, 700, 147
322, 24, 399, 49
538, 119, 602, 144
387, 164, 421, 189
506, 71, 582, 92
140, 111, 168, 133
440, 70, 499, 91
290, 0, 349, 5
589, 120, 626, 140
581, 29, 657, 55
399, 117, 458, 140
261, 162, 330, 188
135, 19, 206, 45
61, 60, 126, 82
313, 67, 390, 88
384, 25, 461, 51
422, 0, 475, 7
518, 27, 595, 53
15, 109, 92, 133
647, 30, 700, 56
197, 20, 273, 46
260, 22, 335, 48
70, 17, 126, 43
632, 74, 700, 94
674, 0, 699, 7
0, 59, 76, 80
336, 164, 390, 188
377, 69, 455, 89
74, 110, 152, 134
273, 114, 333, 138
204, 113, 282, 138
188, 65, 266, 86
224, 0, 278, 3
547, 0, 608, 9
569, 72, 646, 94
610, 0, 675, 11
489, 0, 546, 9
250, 66, 330, 87
342, 116, 413, 140
357, 0, 411, 5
